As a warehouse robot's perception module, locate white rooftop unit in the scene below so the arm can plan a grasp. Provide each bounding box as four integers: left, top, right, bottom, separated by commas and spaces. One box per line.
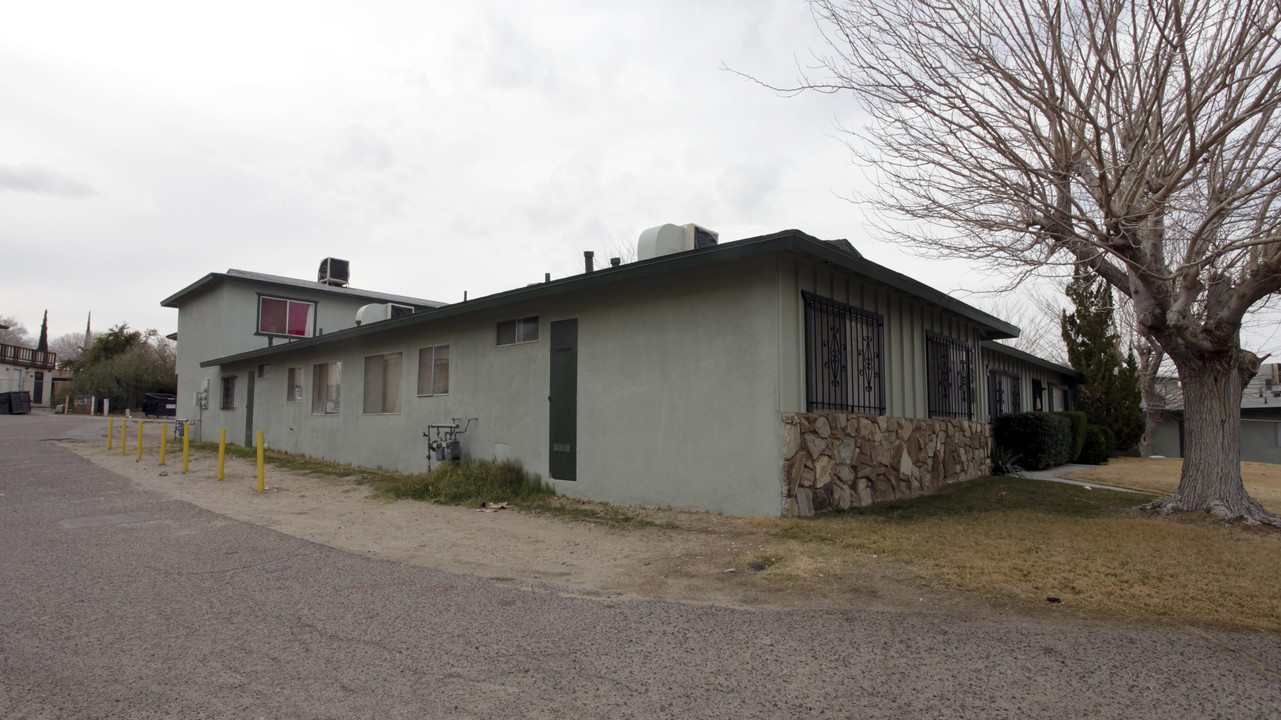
637, 223, 718, 261
355, 303, 414, 325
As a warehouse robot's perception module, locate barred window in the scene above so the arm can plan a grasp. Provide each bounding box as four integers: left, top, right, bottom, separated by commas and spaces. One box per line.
220, 376, 236, 410
988, 368, 1021, 418
803, 292, 885, 415
926, 331, 973, 419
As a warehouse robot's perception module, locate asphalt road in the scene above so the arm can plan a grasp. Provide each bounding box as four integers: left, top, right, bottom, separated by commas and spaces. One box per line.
2, 413, 1279, 719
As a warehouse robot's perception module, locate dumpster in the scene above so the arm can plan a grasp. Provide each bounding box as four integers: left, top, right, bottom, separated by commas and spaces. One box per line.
2, 391, 31, 414
142, 392, 178, 417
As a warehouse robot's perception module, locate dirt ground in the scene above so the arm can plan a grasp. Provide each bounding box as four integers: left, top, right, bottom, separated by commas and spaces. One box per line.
62, 437, 972, 614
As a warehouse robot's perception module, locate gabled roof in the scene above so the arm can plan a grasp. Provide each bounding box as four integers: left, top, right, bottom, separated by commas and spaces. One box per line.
980, 341, 1080, 379
161, 268, 443, 310
200, 229, 1021, 368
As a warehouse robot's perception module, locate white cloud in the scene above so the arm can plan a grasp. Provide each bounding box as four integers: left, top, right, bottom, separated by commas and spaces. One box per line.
0, 164, 94, 197
0, 0, 1188, 357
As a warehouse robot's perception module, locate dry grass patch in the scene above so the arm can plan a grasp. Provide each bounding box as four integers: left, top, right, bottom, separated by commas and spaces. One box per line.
754, 477, 1281, 634
1062, 457, 1281, 512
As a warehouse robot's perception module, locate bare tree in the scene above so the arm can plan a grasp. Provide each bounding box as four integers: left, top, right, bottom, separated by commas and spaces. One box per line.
1107, 292, 1175, 456
969, 284, 1069, 363
0, 315, 32, 347
49, 331, 97, 369
781, 0, 1281, 523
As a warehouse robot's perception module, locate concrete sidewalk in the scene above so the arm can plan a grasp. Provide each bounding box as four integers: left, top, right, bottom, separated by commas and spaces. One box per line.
1021, 463, 1150, 494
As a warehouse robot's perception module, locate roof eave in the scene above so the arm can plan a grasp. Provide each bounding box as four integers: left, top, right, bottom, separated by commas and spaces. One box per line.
201, 229, 1021, 367
980, 340, 1081, 379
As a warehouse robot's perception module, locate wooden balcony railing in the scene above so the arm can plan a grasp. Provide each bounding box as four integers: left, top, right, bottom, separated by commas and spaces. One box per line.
0, 343, 56, 370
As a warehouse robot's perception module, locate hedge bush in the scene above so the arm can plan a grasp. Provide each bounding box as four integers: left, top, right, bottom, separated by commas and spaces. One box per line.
1055, 411, 1088, 461
992, 412, 1073, 471
1077, 425, 1115, 465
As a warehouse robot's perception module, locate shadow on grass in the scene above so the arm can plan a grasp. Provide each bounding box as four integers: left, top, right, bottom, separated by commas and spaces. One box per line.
819, 475, 1156, 523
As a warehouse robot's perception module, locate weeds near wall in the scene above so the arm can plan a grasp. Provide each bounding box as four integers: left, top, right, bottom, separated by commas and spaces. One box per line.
379, 458, 554, 506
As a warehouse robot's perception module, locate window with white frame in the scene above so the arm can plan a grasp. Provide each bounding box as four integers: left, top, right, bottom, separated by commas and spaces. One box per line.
363, 352, 402, 414
312, 361, 342, 414
258, 296, 316, 338
497, 316, 538, 346
220, 376, 236, 410
286, 367, 303, 402
417, 345, 450, 396
1049, 383, 1071, 411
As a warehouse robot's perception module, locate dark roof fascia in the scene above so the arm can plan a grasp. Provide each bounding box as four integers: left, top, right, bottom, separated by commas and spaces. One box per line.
980, 340, 1082, 379
201, 229, 1018, 368
161, 270, 442, 310
796, 235, 1018, 340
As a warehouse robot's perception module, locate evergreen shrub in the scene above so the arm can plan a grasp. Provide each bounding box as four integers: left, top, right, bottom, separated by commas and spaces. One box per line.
1055, 411, 1089, 461
1077, 425, 1115, 465
992, 412, 1072, 471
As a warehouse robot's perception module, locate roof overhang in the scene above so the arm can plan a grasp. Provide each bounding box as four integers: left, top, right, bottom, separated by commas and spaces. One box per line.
201, 229, 1021, 368
161, 270, 441, 310
980, 340, 1081, 379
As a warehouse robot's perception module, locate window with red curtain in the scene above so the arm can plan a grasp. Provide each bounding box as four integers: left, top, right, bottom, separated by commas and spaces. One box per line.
258, 297, 314, 337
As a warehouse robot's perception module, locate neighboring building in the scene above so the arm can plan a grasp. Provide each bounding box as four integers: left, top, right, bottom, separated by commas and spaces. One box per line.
1153, 363, 1281, 464
161, 265, 443, 442
163, 227, 1072, 517
0, 343, 57, 407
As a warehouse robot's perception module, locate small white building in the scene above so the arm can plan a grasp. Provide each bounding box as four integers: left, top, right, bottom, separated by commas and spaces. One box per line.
0, 343, 57, 408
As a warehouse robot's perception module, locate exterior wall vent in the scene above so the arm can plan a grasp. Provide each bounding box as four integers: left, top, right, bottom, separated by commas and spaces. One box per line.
637, 223, 718, 261
319, 258, 350, 287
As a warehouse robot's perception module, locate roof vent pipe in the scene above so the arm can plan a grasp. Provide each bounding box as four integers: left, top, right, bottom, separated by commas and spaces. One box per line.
584, 251, 594, 273
610, 257, 620, 267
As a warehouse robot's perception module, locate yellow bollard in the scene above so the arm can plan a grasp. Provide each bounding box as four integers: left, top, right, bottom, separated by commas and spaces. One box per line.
136, 420, 143, 462
107, 418, 114, 449
217, 428, 226, 480
159, 424, 167, 466
120, 419, 128, 455
182, 423, 190, 473
256, 430, 265, 492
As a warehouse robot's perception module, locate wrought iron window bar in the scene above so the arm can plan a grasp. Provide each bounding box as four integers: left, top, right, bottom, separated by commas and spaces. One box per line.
926, 330, 973, 419
802, 291, 886, 415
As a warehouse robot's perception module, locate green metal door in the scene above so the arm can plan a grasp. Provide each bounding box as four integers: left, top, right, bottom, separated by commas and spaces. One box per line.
244, 372, 255, 447
549, 319, 578, 481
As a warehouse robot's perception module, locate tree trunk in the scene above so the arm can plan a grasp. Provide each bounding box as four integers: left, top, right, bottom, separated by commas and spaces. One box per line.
1146, 353, 1279, 525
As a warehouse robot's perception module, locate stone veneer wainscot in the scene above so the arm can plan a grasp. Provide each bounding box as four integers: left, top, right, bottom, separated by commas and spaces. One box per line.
782, 412, 992, 517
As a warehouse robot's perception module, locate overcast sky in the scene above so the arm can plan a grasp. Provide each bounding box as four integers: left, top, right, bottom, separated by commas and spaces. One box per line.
3, 1, 1275, 361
